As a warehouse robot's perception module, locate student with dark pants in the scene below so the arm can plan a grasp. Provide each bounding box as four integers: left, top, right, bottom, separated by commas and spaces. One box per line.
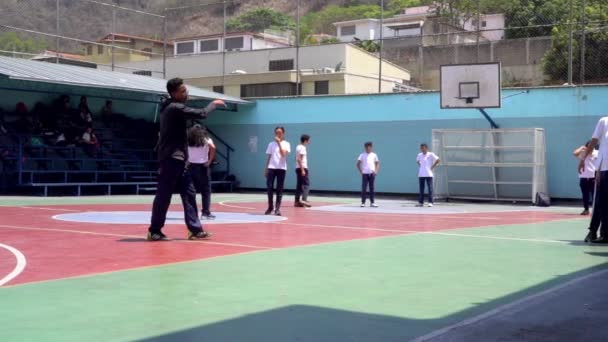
416, 143, 440, 207
357, 142, 380, 208
148, 78, 225, 241
580, 116, 608, 243
264, 127, 291, 216
295, 134, 311, 208
188, 125, 216, 220
574, 141, 598, 215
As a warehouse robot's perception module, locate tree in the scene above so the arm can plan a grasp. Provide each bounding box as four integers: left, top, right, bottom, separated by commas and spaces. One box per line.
226, 8, 296, 33
354, 39, 380, 53
0, 32, 47, 56
543, 0, 608, 83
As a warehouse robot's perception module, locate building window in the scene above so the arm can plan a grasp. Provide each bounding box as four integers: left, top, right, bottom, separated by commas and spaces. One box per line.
340, 25, 356, 36
482, 21, 487, 28
142, 48, 152, 56
314, 81, 329, 95
200, 39, 219, 53
97, 45, 104, 55
225, 37, 244, 50
269, 59, 294, 71
241, 83, 297, 98
86, 45, 93, 55
176, 41, 195, 55
133, 70, 152, 77
212, 86, 224, 94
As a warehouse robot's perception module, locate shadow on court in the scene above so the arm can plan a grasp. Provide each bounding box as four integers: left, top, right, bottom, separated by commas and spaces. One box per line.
134, 265, 608, 342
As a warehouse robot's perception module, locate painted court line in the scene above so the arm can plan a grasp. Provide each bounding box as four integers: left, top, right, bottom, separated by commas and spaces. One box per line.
272, 222, 567, 244
410, 268, 608, 342
218, 201, 258, 211
0, 242, 27, 286
18, 206, 81, 212
0, 224, 273, 250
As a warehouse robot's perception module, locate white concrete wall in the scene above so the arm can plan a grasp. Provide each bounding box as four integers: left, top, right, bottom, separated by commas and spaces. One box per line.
337, 21, 379, 42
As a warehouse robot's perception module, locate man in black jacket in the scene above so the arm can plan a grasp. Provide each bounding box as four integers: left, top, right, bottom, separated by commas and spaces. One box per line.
148, 78, 225, 241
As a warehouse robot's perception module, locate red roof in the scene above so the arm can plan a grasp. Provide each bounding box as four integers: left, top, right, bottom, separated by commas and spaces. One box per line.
96, 33, 173, 46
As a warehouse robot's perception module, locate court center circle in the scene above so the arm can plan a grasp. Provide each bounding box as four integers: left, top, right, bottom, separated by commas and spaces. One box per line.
53, 211, 287, 225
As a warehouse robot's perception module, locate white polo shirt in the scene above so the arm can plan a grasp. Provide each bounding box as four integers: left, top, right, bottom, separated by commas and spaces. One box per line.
188, 137, 214, 164
579, 149, 598, 179
295, 144, 308, 169
358, 152, 379, 174
266, 140, 291, 170
592, 117, 608, 171
417, 152, 440, 178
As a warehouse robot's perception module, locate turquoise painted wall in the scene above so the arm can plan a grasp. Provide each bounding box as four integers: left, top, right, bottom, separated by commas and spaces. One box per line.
207, 86, 608, 199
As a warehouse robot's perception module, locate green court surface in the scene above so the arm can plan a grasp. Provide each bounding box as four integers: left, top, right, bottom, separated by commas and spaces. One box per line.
0, 194, 606, 341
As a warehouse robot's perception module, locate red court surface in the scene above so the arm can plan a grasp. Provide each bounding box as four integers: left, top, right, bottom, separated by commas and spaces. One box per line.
0, 202, 573, 287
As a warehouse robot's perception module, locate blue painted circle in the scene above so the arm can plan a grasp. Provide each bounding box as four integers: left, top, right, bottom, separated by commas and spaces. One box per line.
53, 211, 287, 225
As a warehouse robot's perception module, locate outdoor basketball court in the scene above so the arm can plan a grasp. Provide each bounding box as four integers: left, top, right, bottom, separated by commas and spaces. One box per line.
0, 193, 606, 341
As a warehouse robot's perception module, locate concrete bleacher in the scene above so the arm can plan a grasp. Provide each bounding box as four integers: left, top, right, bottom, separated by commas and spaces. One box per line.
3, 112, 236, 196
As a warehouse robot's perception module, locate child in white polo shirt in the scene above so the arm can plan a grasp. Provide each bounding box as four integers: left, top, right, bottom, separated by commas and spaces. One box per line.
416, 143, 440, 207
264, 126, 291, 216
356, 141, 380, 208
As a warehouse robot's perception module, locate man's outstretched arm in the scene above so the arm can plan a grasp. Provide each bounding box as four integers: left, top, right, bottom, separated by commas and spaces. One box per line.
175, 99, 226, 119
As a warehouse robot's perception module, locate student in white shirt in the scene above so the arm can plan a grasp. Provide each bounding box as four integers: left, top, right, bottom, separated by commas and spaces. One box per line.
574, 141, 598, 216
264, 126, 291, 216
295, 134, 311, 208
356, 141, 380, 208
580, 116, 608, 243
416, 143, 440, 207
188, 125, 216, 220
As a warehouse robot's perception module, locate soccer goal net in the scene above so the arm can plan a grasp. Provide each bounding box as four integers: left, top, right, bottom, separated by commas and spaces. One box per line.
432, 128, 547, 203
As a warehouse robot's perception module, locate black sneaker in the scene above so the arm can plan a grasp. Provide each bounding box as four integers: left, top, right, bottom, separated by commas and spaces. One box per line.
592, 236, 608, 244
584, 231, 597, 243
275, 209, 282, 216
147, 232, 169, 241
265, 207, 274, 215
188, 231, 212, 240
201, 213, 216, 220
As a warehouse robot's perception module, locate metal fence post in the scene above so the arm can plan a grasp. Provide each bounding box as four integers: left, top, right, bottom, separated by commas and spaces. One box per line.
296, 0, 301, 96
567, 0, 574, 85
378, 0, 384, 93
56, 0, 60, 63
476, 0, 481, 62
163, 10, 167, 79
222, 1, 227, 88
111, 5, 116, 71
580, 0, 586, 85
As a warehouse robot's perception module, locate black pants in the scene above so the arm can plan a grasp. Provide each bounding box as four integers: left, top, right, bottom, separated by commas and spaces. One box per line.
149, 158, 203, 234
361, 173, 376, 204
191, 163, 212, 215
580, 177, 595, 211
589, 171, 608, 237
419, 177, 434, 204
295, 168, 310, 202
267, 169, 286, 210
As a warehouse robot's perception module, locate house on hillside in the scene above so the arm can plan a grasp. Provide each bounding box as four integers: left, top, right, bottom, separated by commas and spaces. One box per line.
82, 33, 172, 65
111, 43, 415, 97
173, 32, 291, 56
31, 50, 96, 68
334, 5, 504, 46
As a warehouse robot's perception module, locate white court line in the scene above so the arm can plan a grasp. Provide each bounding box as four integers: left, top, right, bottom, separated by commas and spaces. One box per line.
218, 200, 258, 211
18, 206, 81, 212
0, 224, 272, 250
410, 268, 608, 342
0, 243, 27, 286
271, 222, 567, 244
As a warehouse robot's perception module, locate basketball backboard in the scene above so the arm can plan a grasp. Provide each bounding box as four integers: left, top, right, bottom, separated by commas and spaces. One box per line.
440, 62, 501, 109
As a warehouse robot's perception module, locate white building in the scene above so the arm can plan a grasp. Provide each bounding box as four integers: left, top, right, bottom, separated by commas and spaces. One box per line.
173, 32, 291, 56
334, 6, 504, 45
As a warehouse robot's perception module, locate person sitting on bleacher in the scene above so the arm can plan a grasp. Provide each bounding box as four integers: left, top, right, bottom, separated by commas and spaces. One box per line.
80, 125, 99, 157
78, 96, 93, 125
101, 100, 113, 126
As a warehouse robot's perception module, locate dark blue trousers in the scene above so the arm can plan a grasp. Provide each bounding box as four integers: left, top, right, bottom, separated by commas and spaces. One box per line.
361, 173, 376, 204
418, 177, 434, 204
149, 158, 203, 234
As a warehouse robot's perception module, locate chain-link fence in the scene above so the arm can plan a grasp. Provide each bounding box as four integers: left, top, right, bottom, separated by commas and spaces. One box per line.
0, 0, 606, 97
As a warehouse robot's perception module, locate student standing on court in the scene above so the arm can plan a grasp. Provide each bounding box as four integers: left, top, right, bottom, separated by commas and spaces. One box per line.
574, 141, 598, 215
264, 127, 291, 216
294, 134, 312, 208
148, 78, 225, 241
416, 143, 440, 207
188, 124, 217, 220
357, 142, 380, 208
579, 116, 608, 243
